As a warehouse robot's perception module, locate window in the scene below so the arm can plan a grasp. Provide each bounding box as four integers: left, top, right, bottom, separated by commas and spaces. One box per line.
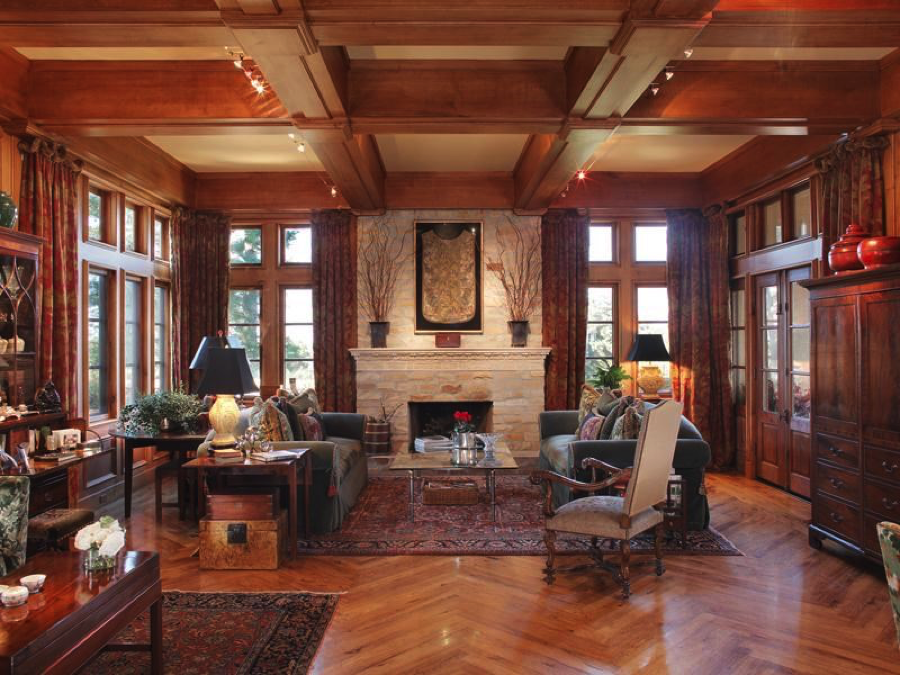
790, 280, 811, 419
230, 227, 262, 265
153, 285, 169, 392
730, 287, 746, 407
283, 288, 315, 391
124, 278, 143, 405
634, 224, 667, 262
586, 286, 615, 378
282, 226, 312, 264
791, 185, 812, 239
762, 197, 783, 247
636, 286, 670, 388
154, 216, 170, 261
228, 289, 261, 385
88, 188, 106, 241
87, 270, 110, 419
589, 224, 614, 262
730, 212, 746, 256
124, 204, 138, 252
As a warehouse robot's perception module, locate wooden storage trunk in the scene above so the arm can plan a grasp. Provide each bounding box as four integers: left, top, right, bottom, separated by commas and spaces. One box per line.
422, 480, 479, 505
200, 493, 287, 570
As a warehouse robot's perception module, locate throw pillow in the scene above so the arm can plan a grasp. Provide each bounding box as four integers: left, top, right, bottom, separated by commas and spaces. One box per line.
578, 415, 605, 441
598, 390, 624, 417
577, 384, 602, 426
275, 396, 303, 441
599, 396, 634, 440
289, 388, 321, 415
298, 413, 324, 442
252, 400, 293, 442
610, 407, 643, 440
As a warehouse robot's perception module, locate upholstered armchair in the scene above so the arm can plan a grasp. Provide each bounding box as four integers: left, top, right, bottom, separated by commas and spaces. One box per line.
530, 401, 684, 598
878, 521, 900, 649
0, 476, 30, 576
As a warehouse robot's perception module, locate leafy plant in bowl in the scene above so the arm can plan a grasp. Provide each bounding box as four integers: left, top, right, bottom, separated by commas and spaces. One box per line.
117, 385, 205, 436
586, 362, 632, 390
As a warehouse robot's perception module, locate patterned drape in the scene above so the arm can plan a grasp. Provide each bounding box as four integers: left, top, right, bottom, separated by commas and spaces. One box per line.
666, 207, 735, 469
541, 208, 589, 411
312, 209, 357, 412
816, 135, 888, 255
172, 208, 231, 391
17, 138, 82, 413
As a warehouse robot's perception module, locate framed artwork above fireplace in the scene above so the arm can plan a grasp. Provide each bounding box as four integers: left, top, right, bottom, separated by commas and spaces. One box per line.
414, 221, 483, 333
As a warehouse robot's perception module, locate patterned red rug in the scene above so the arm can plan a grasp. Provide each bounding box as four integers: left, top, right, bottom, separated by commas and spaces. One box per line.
299, 475, 742, 557
87, 592, 338, 675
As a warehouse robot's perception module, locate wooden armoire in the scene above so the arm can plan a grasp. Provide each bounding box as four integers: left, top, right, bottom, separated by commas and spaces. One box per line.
803, 264, 900, 561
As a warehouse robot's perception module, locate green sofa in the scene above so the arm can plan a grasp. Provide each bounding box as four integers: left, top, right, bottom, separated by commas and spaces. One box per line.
199, 408, 368, 534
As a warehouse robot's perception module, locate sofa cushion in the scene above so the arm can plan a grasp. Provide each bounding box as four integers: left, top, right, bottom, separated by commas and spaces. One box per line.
577, 384, 602, 426
252, 400, 293, 442
540, 434, 575, 474
600, 396, 633, 439
298, 413, 324, 441
288, 388, 321, 415
578, 415, 605, 441
611, 407, 642, 440
547, 495, 663, 539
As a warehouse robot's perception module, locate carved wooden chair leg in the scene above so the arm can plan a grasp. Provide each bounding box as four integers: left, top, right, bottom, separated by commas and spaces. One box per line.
655, 522, 665, 576
543, 530, 558, 585
619, 539, 631, 599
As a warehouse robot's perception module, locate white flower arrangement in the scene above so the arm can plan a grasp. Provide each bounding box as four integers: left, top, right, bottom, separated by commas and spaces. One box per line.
74, 515, 126, 558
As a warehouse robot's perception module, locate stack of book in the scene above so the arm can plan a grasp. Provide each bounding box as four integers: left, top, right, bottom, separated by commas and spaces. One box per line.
212, 448, 243, 463
250, 449, 297, 462
414, 436, 454, 453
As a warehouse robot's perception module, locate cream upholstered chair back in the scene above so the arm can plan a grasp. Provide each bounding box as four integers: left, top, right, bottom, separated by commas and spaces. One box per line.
622, 400, 684, 518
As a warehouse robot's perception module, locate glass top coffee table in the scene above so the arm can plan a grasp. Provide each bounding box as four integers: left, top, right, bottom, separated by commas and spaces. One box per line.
389, 445, 518, 521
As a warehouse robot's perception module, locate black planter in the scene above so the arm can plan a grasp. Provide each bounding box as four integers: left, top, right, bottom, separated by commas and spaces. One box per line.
369, 321, 389, 348
509, 320, 529, 347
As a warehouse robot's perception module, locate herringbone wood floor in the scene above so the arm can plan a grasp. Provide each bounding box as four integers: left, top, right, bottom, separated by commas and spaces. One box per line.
121, 473, 898, 674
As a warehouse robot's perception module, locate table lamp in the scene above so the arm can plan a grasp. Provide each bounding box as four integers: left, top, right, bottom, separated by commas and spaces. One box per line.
196, 347, 257, 454
189, 331, 243, 371
626, 334, 671, 397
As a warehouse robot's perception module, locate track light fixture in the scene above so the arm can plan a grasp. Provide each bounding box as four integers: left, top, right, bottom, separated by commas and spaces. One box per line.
226, 47, 268, 95
288, 133, 306, 153
683, 47, 694, 59
576, 170, 587, 181
665, 67, 674, 81
331, 186, 338, 198
650, 83, 660, 96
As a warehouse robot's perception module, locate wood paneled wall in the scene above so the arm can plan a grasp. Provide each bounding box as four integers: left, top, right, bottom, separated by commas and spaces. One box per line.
0, 130, 21, 204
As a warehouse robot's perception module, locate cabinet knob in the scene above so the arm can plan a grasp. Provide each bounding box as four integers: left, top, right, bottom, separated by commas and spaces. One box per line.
829, 477, 844, 489
829, 446, 843, 457
882, 497, 898, 511
829, 511, 843, 523
882, 460, 898, 474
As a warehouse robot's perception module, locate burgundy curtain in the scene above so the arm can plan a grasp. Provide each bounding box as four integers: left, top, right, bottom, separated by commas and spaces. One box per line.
666, 207, 735, 469
541, 208, 589, 411
172, 208, 231, 390
312, 209, 357, 412
816, 135, 888, 255
17, 138, 82, 413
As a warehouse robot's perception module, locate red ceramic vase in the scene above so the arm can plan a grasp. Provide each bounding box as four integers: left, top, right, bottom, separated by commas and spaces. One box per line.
828, 223, 868, 273
857, 236, 900, 269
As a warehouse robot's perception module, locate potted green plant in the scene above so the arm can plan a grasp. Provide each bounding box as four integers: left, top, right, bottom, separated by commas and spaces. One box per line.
117, 385, 205, 436
587, 362, 632, 391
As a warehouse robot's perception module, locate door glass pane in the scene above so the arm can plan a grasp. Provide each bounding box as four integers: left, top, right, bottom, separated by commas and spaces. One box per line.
731, 213, 746, 256
763, 371, 779, 413
763, 286, 778, 324
791, 327, 810, 372
731, 288, 745, 327
792, 186, 811, 238
763, 329, 778, 369
732, 329, 746, 367
589, 225, 613, 262
791, 281, 809, 325
792, 375, 811, 419
731, 369, 746, 406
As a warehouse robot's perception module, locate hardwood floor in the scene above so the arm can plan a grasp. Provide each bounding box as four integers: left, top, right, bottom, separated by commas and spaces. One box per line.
119, 472, 899, 674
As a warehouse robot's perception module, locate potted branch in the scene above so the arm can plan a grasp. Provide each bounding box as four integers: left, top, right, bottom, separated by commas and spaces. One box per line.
364, 399, 403, 454
358, 218, 412, 348
486, 216, 541, 347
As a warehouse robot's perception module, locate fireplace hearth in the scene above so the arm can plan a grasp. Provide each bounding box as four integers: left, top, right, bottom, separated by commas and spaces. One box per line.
407, 401, 493, 452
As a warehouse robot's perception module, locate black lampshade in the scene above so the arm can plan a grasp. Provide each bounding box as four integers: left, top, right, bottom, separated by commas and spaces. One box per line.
626, 334, 671, 362
189, 334, 243, 370
196, 348, 258, 396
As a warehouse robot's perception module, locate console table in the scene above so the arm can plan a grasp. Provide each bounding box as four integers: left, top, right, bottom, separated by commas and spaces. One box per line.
0, 550, 162, 674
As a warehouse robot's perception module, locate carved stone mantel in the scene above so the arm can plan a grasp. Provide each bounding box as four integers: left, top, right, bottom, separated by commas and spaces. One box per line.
350, 348, 551, 369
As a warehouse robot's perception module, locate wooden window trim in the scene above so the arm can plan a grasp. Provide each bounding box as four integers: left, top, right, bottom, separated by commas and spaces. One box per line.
121, 200, 149, 257
83, 182, 117, 248
151, 210, 171, 264
83, 262, 117, 423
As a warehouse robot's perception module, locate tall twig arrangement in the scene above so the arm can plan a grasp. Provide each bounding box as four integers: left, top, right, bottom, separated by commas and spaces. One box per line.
358, 217, 412, 322
487, 216, 541, 321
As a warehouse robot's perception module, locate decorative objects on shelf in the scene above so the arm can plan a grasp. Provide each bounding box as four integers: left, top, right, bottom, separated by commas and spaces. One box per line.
828, 222, 868, 273
858, 236, 900, 269
486, 216, 541, 347
0, 585, 28, 607
196, 347, 258, 455
33, 380, 62, 413
627, 334, 672, 397
116, 385, 204, 436
0, 230, 41, 409
75, 516, 125, 572
358, 218, 411, 348
0, 192, 16, 229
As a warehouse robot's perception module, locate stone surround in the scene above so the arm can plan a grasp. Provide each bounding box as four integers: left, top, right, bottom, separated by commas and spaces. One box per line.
351, 348, 550, 457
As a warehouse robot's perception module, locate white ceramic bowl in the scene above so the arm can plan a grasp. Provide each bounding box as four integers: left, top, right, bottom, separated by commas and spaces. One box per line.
1, 586, 29, 607
20, 574, 45, 594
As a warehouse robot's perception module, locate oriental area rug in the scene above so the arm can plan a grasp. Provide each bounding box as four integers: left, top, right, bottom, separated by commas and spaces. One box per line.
299, 475, 742, 557
87, 592, 338, 675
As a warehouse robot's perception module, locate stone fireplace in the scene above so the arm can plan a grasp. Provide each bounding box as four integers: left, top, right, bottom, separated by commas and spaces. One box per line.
407, 400, 493, 452
351, 348, 550, 457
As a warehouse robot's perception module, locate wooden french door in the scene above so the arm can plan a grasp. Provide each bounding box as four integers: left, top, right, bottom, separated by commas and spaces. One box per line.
754, 267, 812, 497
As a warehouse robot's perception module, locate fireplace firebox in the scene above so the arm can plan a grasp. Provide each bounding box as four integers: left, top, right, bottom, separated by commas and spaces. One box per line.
407, 401, 493, 452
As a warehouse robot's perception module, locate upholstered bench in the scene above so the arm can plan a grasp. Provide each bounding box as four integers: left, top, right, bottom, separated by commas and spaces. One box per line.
28, 508, 95, 552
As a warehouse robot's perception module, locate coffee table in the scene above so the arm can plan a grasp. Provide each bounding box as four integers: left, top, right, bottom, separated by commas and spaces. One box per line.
389, 445, 518, 521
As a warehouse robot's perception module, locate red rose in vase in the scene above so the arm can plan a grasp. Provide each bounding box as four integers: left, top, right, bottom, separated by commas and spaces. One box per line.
453, 411, 474, 432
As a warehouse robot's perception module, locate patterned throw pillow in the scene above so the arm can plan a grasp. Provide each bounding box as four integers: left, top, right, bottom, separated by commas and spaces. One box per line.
275, 396, 303, 441
610, 406, 643, 440
599, 396, 634, 440
577, 384, 602, 426
289, 388, 321, 415
251, 400, 293, 442
298, 413, 324, 442
578, 415, 605, 441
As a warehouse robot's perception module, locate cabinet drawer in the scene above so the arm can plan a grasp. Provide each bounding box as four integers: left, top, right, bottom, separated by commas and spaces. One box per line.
865, 445, 900, 485
28, 475, 69, 517
864, 481, 900, 520
864, 515, 885, 558
814, 433, 859, 471
814, 492, 861, 544
816, 462, 860, 504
